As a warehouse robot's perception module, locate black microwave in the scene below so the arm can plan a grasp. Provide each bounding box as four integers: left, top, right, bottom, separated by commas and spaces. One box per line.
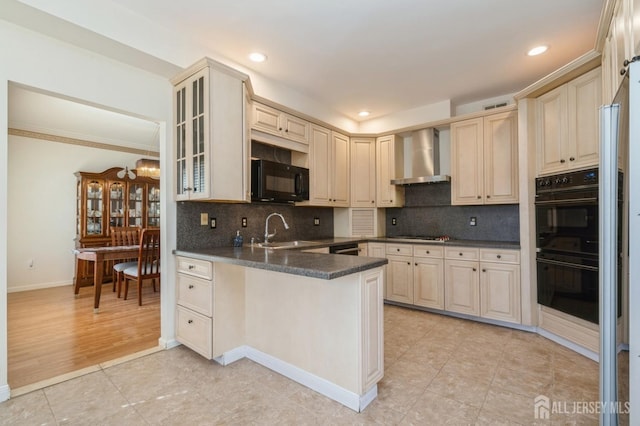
251, 159, 309, 203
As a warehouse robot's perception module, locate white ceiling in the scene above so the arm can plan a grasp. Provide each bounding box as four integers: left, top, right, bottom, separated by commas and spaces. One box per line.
108, 0, 604, 121
6, 0, 605, 146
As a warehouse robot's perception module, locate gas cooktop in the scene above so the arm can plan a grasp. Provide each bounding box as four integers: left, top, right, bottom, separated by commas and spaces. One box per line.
387, 235, 451, 242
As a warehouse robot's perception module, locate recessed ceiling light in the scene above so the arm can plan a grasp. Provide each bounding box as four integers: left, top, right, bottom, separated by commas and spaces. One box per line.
249, 52, 267, 63
527, 45, 548, 56
358, 110, 370, 117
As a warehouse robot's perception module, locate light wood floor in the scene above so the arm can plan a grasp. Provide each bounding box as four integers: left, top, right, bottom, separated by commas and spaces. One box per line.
7, 282, 160, 389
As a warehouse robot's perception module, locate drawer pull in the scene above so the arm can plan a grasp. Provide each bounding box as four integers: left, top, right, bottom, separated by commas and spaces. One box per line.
482, 269, 486, 272
188, 265, 195, 270
397, 248, 400, 252
459, 252, 463, 256
188, 284, 194, 289
426, 250, 430, 254
497, 255, 502, 259
187, 319, 193, 324
473, 268, 477, 272
407, 262, 411, 265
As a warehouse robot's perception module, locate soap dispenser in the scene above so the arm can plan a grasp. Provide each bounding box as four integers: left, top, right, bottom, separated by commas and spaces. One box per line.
233, 230, 244, 247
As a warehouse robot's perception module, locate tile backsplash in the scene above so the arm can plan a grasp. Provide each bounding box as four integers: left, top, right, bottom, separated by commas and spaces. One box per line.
385, 183, 520, 242
177, 201, 334, 250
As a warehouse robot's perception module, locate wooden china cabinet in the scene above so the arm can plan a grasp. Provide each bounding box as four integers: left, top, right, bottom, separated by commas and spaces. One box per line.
74, 167, 160, 286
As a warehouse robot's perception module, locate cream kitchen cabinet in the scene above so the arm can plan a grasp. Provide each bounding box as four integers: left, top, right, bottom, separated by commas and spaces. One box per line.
536, 67, 602, 175
444, 247, 481, 315
444, 247, 521, 323
251, 102, 310, 145
175, 256, 245, 360
385, 243, 444, 309
350, 137, 377, 207
413, 245, 445, 310
367, 242, 386, 259
450, 111, 518, 205
308, 125, 350, 207
376, 135, 404, 207
171, 58, 250, 202
480, 249, 521, 323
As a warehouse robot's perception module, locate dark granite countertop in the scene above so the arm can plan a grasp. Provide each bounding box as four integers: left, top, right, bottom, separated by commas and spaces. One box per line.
369, 238, 520, 250
173, 246, 388, 280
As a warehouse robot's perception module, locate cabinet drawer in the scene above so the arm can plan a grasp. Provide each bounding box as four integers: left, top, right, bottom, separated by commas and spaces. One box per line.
386, 244, 413, 256
177, 273, 213, 317
445, 247, 480, 260
176, 256, 213, 280
480, 248, 520, 264
412, 245, 444, 258
176, 306, 213, 359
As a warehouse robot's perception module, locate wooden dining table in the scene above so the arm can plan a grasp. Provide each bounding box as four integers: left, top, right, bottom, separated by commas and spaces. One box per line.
73, 245, 139, 313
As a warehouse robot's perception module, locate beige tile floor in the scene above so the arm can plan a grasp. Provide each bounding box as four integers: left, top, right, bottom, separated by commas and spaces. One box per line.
0, 305, 611, 425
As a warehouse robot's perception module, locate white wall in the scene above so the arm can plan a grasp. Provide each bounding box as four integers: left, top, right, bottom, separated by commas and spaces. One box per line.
0, 19, 176, 400
7, 135, 147, 292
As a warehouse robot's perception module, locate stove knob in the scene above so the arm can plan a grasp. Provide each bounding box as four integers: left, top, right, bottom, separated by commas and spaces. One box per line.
545, 179, 551, 187
561, 177, 569, 184
554, 178, 561, 185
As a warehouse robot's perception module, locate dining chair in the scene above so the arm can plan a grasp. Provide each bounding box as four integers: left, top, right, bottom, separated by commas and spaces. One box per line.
123, 228, 160, 306
110, 226, 141, 296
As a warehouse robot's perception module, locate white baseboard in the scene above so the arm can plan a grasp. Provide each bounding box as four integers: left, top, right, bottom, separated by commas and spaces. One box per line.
0, 384, 10, 402
159, 337, 180, 350
8, 280, 72, 293
243, 346, 375, 412
214, 346, 248, 366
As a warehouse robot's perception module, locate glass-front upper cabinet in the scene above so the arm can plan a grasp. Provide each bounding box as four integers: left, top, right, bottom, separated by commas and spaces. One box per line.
147, 184, 160, 227
85, 179, 104, 236
108, 181, 125, 228
128, 183, 144, 227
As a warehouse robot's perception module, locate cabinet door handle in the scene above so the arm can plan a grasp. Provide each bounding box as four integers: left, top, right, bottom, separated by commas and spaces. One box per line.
560, 159, 566, 163
477, 195, 481, 199
279, 127, 283, 131
415, 263, 418, 266
497, 254, 502, 259
397, 248, 400, 252
188, 265, 195, 270
187, 319, 193, 324
473, 268, 477, 272
569, 157, 575, 161
188, 284, 194, 289
407, 262, 411, 265
426, 250, 430, 254
486, 195, 491, 198
482, 269, 486, 272
459, 252, 463, 256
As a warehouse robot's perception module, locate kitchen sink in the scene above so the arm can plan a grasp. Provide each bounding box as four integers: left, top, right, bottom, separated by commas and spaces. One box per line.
254, 240, 316, 249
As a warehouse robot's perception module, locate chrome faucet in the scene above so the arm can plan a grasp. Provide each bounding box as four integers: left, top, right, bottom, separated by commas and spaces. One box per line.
264, 213, 290, 244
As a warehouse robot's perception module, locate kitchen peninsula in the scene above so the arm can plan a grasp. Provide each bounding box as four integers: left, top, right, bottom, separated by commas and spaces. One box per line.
173, 247, 387, 412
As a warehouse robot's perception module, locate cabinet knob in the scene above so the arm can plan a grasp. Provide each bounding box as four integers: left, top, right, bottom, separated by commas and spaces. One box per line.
279, 127, 283, 131
188, 284, 194, 289
497, 254, 502, 259
486, 195, 491, 198
188, 265, 195, 270
560, 159, 566, 163
187, 319, 193, 324
371, 200, 375, 204
569, 157, 575, 162
397, 248, 400, 252
473, 268, 477, 272
426, 250, 430, 254
415, 262, 418, 266
407, 262, 411, 265
477, 195, 481, 199
482, 269, 486, 272
459, 252, 463, 256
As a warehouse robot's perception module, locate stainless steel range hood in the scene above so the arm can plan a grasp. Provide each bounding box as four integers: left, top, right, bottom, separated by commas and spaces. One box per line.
390, 128, 450, 185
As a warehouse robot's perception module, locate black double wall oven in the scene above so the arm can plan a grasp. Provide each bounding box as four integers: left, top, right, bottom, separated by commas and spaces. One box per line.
535, 168, 621, 324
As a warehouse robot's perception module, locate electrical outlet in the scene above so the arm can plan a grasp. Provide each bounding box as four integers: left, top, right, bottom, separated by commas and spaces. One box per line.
210, 217, 217, 229
470, 217, 477, 226
391, 217, 397, 226
200, 212, 208, 226
313, 217, 320, 226
242, 217, 248, 227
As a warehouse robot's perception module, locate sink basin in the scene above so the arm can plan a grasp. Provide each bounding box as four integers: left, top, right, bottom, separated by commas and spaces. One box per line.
255, 240, 315, 249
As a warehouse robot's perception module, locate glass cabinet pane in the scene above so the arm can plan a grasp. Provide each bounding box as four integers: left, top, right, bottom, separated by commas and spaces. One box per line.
109, 182, 125, 228
147, 184, 160, 227
176, 86, 187, 195
86, 180, 103, 235
128, 183, 144, 227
